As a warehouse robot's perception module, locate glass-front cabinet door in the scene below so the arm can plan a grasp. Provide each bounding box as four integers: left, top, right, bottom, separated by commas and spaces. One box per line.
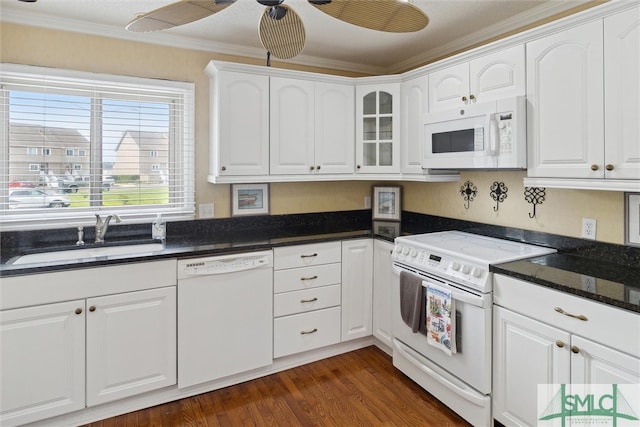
355, 83, 400, 174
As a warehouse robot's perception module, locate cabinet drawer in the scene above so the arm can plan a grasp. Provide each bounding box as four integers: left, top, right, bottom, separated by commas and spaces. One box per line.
274, 306, 341, 358
273, 242, 341, 270
274, 263, 341, 293
274, 284, 341, 317
494, 274, 639, 357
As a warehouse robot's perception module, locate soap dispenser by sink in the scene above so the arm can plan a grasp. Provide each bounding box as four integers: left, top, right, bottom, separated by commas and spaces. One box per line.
152, 214, 166, 241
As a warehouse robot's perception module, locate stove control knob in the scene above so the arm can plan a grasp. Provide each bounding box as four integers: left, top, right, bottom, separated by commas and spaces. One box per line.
471, 267, 482, 278
451, 262, 461, 271
402, 247, 409, 255
461, 264, 470, 274
409, 249, 417, 257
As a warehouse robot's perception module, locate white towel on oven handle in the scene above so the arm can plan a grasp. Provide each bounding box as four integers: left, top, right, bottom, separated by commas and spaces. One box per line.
425, 282, 457, 355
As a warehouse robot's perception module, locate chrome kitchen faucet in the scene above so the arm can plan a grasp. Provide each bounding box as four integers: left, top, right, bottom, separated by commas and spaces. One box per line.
95, 214, 121, 243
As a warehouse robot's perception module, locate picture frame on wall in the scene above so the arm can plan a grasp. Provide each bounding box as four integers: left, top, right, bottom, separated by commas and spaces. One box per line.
231, 183, 269, 217
624, 192, 640, 247
372, 186, 401, 221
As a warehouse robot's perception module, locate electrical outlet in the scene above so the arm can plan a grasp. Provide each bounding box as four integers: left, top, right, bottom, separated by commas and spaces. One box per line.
581, 275, 597, 293
364, 196, 371, 209
581, 218, 597, 240
199, 203, 214, 219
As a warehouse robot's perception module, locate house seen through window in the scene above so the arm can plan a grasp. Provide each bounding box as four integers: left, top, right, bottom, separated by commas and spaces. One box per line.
1, 64, 195, 230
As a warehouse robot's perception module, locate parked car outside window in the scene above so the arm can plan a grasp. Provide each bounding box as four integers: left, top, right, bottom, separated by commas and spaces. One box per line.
9, 189, 70, 209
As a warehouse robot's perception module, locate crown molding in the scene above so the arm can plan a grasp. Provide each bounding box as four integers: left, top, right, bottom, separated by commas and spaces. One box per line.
390, 0, 596, 73
0, 8, 384, 75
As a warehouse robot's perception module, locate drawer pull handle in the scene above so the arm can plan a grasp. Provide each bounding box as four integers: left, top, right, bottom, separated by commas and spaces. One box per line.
300, 253, 318, 258
300, 275, 318, 281
300, 328, 318, 335
554, 307, 588, 321
300, 297, 318, 303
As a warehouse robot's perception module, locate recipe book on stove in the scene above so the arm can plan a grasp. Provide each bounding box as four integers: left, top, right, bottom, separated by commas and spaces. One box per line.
425, 283, 456, 356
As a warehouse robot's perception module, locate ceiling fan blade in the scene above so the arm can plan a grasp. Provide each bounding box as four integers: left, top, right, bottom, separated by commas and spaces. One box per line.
259, 5, 305, 60
308, 0, 428, 33
126, 0, 236, 32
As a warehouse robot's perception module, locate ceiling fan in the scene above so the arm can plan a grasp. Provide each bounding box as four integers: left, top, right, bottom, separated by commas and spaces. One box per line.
125, 0, 429, 61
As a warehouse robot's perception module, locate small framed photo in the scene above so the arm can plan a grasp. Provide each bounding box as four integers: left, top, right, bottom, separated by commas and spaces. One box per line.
624, 192, 640, 247
372, 186, 401, 221
373, 221, 400, 239
231, 183, 269, 217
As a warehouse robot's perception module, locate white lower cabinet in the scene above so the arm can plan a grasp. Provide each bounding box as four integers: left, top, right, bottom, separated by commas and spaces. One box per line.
0, 260, 177, 427
493, 274, 640, 427
86, 287, 176, 406
273, 242, 342, 358
341, 239, 373, 341
0, 300, 86, 426
372, 239, 393, 349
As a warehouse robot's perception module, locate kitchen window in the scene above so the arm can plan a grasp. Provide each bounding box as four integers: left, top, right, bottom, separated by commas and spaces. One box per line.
1, 64, 195, 230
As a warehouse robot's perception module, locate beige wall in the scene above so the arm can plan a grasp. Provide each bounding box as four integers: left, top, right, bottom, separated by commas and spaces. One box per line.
0, 23, 628, 245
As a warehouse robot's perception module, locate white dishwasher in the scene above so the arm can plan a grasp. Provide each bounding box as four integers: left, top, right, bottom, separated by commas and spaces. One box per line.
177, 250, 273, 389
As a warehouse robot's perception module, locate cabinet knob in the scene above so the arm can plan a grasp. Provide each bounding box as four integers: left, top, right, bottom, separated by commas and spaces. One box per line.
571, 345, 580, 354
221, 166, 226, 171
89, 305, 96, 312
300, 328, 318, 335
356, 165, 361, 170
462, 96, 468, 102
555, 340, 565, 348
309, 165, 315, 171
316, 165, 321, 170
605, 164, 614, 171
469, 94, 476, 101
590, 164, 599, 171
75, 308, 83, 315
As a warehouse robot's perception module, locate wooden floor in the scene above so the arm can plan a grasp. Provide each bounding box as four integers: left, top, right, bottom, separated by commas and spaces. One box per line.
85, 346, 470, 427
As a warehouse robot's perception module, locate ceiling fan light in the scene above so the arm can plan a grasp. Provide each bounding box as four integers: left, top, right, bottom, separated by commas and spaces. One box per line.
268, 5, 288, 21
257, 0, 284, 6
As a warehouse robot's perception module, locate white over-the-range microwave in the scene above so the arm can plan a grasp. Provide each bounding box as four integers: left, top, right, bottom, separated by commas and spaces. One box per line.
422, 96, 526, 170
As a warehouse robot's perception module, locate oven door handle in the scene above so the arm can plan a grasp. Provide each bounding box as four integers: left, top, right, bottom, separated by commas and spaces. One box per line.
393, 266, 490, 309
394, 339, 486, 407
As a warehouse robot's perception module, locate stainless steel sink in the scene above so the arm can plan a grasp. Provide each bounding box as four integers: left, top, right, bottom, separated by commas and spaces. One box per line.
8, 242, 165, 265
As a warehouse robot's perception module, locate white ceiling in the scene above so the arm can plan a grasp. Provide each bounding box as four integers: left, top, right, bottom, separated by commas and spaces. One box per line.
0, 0, 594, 74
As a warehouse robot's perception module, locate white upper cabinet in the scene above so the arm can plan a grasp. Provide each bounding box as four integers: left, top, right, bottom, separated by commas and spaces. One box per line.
208, 66, 270, 177
526, 20, 605, 179
270, 77, 315, 175
526, 7, 640, 185
604, 9, 640, 180
355, 83, 401, 173
270, 77, 354, 175
400, 75, 428, 175
315, 82, 355, 175
428, 44, 525, 112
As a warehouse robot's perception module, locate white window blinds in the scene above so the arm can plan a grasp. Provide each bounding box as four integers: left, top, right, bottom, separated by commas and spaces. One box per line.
0, 64, 195, 230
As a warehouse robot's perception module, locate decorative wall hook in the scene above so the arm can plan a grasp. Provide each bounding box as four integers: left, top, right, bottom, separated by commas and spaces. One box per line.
524, 187, 546, 218
490, 181, 508, 211
460, 180, 477, 209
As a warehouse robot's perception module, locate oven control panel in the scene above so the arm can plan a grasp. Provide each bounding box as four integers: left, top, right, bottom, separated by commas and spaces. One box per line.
392, 244, 490, 292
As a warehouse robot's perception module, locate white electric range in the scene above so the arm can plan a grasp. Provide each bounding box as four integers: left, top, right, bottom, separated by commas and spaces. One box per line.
391, 231, 556, 426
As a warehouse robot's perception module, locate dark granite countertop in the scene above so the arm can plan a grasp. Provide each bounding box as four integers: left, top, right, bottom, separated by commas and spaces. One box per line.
491, 253, 640, 313
2, 210, 639, 314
